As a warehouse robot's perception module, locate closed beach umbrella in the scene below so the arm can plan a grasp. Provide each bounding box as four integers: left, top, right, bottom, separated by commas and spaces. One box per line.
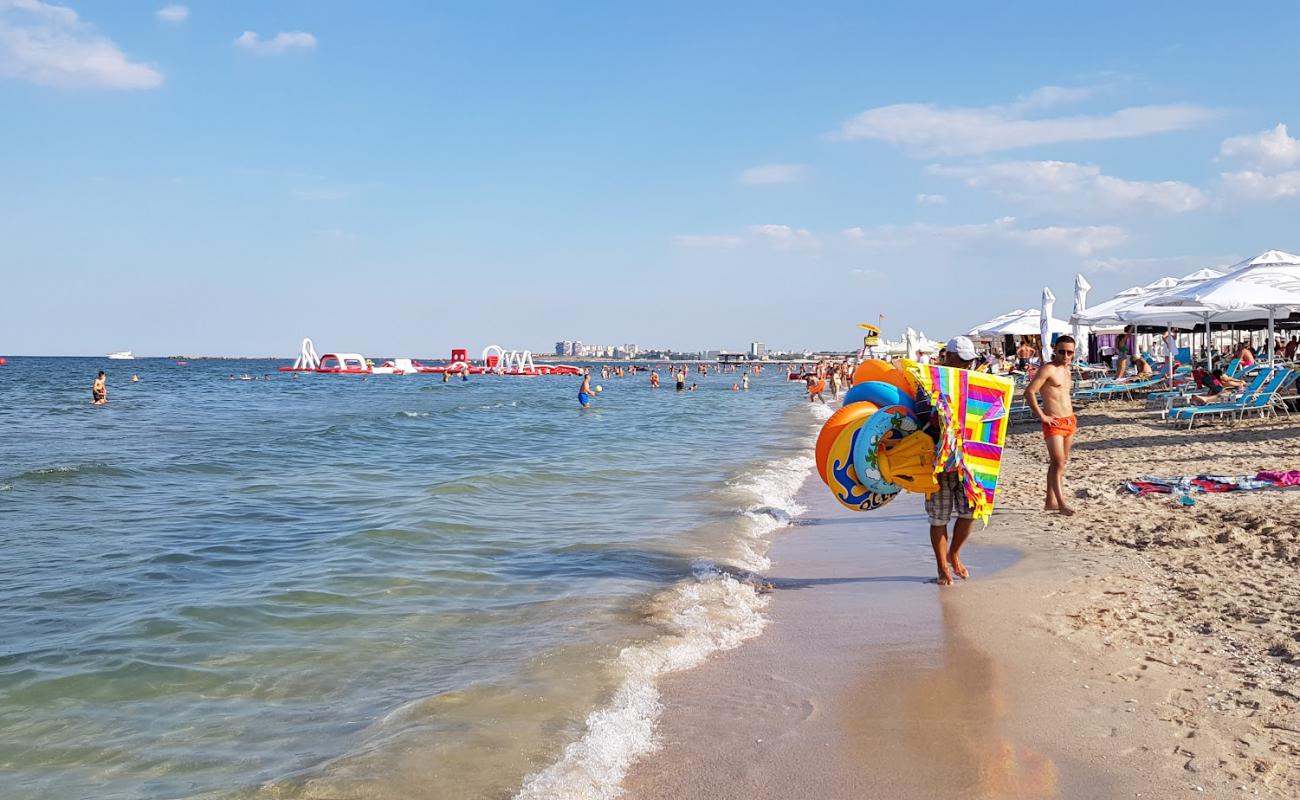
904, 327, 918, 359
1040, 287, 1056, 357
1071, 274, 1091, 361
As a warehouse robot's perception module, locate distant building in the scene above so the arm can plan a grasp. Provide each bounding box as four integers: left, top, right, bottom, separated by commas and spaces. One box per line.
750, 341, 766, 359
556, 341, 573, 356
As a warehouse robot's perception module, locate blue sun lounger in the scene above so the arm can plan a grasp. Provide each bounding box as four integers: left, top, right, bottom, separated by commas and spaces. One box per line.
1167, 369, 1292, 429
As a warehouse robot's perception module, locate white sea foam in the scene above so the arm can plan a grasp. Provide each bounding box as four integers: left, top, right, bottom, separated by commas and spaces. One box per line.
514, 405, 822, 800
513, 568, 767, 800
396, 410, 429, 418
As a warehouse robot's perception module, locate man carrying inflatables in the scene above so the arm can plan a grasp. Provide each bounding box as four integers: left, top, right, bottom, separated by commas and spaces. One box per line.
1025, 335, 1077, 516
924, 336, 980, 586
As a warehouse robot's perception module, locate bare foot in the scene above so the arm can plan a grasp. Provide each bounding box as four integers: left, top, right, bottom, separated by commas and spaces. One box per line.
936, 570, 954, 586
1044, 499, 1059, 511
948, 555, 969, 580
1058, 506, 1076, 516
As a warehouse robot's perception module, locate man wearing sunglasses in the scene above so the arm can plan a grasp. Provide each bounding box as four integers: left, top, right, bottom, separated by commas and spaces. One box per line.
1025, 335, 1077, 515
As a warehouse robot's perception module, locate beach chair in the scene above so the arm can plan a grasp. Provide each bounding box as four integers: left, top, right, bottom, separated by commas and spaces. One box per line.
1074, 362, 1175, 401
1157, 368, 1272, 419
1168, 369, 1289, 429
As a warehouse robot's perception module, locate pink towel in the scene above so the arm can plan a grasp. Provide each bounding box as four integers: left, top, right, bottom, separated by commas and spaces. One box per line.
1257, 470, 1300, 486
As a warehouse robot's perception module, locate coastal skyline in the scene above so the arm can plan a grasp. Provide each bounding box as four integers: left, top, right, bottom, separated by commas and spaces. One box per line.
4, 1, 1300, 356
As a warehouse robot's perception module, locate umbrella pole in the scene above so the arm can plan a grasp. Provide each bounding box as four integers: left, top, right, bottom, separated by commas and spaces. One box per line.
1205, 317, 1213, 370
1268, 308, 1276, 366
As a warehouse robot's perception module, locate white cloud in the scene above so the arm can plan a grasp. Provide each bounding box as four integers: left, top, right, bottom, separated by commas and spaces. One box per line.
833, 88, 1217, 157
915, 193, 947, 205
1220, 170, 1300, 201
155, 5, 187, 23
738, 163, 810, 185
1006, 84, 1097, 113
672, 234, 743, 249
294, 186, 350, 201
844, 216, 1126, 257
1218, 124, 1300, 171
750, 223, 817, 250
234, 30, 317, 55
929, 160, 1206, 214
0, 0, 163, 88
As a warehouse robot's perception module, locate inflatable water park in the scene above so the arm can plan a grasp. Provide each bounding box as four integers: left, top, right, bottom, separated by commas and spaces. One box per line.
279, 338, 583, 376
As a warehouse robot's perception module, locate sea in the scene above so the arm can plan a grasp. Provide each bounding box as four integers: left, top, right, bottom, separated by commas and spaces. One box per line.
0, 357, 826, 800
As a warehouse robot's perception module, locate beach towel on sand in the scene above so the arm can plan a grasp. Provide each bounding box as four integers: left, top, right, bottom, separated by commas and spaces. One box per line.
1126, 472, 1300, 496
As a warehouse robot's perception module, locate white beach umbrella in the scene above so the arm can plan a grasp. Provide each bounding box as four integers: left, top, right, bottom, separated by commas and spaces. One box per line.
903, 327, 918, 359
966, 309, 1025, 337
983, 309, 1070, 337
1040, 286, 1056, 357
1138, 250, 1300, 365
1072, 286, 1144, 327
1071, 274, 1092, 361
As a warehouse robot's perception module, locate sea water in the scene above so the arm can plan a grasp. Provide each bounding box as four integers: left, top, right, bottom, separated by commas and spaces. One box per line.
0, 358, 824, 800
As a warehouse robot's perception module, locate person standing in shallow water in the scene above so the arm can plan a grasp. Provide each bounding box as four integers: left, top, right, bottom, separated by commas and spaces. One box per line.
91, 371, 107, 405
1025, 335, 1078, 516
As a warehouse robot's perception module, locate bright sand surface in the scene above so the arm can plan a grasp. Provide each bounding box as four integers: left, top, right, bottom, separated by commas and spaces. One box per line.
625, 402, 1300, 799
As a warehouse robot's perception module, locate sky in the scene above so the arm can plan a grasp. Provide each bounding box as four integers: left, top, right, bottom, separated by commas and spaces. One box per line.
3, 0, 1300, 356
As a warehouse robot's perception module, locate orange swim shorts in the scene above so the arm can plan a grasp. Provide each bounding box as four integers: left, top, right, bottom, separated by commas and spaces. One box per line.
1042, 414, 1078, 439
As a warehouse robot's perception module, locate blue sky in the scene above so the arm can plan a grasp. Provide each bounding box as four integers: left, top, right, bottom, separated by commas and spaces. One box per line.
3, 1, 1299, 356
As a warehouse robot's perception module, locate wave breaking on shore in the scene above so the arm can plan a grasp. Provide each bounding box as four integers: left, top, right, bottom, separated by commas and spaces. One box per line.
513, 404, 824, 800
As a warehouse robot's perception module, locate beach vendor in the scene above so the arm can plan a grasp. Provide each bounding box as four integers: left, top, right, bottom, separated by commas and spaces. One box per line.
1025, 335, 1077, 515
922, 337, 982, 586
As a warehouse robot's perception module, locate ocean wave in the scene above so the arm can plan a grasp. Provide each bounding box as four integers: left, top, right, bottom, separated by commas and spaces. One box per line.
8, 463, 132, 483
514, 424, 817, 800
513, 566, 767, 800
395, 410, 430, 418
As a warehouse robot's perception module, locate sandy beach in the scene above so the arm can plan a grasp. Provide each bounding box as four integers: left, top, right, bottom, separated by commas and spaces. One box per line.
626, 402, 1300, 798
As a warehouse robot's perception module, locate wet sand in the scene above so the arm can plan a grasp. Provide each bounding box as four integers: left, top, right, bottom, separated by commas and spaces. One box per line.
626, 405, 1300, 798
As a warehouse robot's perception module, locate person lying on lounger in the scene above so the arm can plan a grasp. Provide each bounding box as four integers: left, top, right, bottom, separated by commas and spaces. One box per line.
1189, 368, 1245, 405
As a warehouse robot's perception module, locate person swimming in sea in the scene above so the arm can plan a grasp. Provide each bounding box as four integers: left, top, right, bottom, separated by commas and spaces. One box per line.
91, 371, 107, 405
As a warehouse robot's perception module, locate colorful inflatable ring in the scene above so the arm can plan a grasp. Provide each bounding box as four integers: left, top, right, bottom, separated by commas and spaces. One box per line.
808, 379, 826, 395
841, 380, 915, 412
851, 408, 918, 494
814, 402, 879, 486
826, 421, 896, 512
851, 360, 912, 396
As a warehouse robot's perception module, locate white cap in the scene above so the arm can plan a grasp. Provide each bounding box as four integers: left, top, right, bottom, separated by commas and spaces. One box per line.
945, 335, 977, 361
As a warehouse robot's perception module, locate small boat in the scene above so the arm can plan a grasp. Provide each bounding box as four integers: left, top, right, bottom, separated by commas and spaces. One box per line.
107, 351, 135, 360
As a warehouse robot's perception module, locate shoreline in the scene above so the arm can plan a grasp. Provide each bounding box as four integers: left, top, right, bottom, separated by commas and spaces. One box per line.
623, 403, 1300, 798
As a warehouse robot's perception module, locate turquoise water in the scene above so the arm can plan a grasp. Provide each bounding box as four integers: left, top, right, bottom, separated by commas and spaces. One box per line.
0, 358, 820, 799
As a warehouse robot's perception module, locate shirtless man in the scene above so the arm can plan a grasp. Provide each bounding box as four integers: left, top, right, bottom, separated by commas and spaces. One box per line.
1014, 340, 1035, 372
1025, 335, 1077, 515
91, 371, 107, 405
578, 369, 594, 408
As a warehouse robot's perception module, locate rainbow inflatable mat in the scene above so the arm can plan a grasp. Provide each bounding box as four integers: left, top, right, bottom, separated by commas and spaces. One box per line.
906, 361, 1015, 523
